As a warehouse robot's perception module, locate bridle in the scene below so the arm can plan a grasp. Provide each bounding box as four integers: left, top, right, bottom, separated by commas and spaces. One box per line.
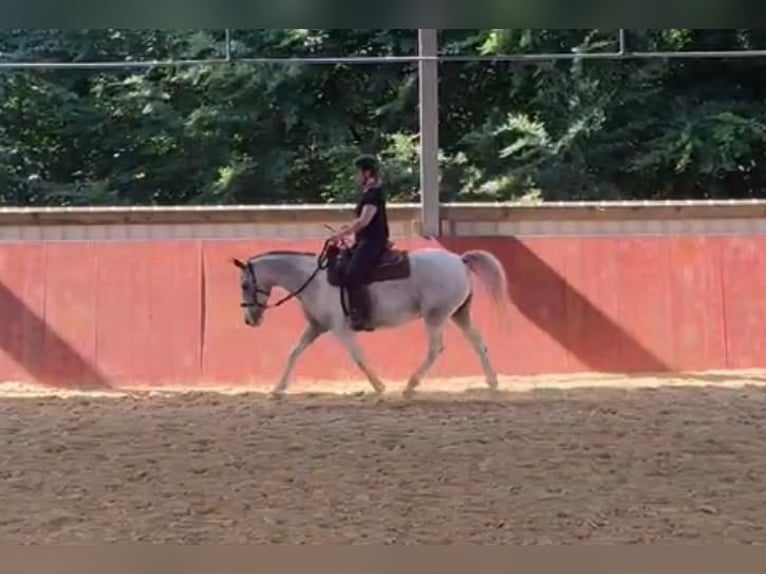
238, 260, 272, 310
237, 242, 333, 311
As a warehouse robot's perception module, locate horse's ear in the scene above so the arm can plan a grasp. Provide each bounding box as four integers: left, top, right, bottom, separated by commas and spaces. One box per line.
231, 258, 246, 269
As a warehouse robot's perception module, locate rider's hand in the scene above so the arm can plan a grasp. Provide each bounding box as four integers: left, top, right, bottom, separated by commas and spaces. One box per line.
328, 230, 345, 245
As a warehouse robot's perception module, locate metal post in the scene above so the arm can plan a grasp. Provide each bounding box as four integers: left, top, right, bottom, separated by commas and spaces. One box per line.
418, 29, 440, 238
618, 29, 627, 56
225, 29, 233, 61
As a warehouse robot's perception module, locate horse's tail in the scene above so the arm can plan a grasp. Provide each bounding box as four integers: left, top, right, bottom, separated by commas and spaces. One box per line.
461, 250, 510, 323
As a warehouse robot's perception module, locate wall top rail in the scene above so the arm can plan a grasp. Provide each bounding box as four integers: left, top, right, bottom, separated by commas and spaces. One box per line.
0, 200, 765, 226
442, 200, 766, 222
0, 204, 420, 226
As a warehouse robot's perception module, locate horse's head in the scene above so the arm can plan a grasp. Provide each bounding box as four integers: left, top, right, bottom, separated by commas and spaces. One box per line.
232, 258, 271, 327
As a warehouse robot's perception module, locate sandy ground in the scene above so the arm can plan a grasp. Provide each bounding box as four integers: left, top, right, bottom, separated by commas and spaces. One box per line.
2, 373, 766, 544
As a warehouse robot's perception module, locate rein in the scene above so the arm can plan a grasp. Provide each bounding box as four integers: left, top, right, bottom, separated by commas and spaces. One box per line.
241, 242, 332, 310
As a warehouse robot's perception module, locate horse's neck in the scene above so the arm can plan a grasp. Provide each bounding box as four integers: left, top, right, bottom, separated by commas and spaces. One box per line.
260, 255, 314, 294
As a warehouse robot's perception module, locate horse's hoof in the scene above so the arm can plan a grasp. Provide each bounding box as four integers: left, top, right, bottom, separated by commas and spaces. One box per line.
269, 391, 286, 401
402, 388, 416, 401
357, 391, 384, 405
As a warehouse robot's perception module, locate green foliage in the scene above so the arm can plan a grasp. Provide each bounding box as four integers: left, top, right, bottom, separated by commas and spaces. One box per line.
2, 29, 766, 206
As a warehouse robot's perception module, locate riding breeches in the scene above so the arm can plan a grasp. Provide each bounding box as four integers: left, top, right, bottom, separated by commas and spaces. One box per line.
342, 240, 386, 287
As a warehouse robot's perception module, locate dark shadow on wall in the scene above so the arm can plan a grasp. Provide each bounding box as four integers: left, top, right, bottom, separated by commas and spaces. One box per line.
439, 237, 671, 374
0, 281, 111, 389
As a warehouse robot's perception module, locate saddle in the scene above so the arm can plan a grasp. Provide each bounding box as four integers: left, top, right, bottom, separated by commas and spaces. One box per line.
324, 242, 411, 288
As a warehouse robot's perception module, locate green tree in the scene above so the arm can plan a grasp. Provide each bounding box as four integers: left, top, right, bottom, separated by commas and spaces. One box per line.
2, 29, 766, 206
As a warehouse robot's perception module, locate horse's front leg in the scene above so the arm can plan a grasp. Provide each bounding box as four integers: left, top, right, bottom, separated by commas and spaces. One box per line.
271, 322, 326, 398
334, 327, 386, 396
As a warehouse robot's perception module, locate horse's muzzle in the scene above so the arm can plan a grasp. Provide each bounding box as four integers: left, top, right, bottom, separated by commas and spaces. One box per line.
244, 313, 264, 327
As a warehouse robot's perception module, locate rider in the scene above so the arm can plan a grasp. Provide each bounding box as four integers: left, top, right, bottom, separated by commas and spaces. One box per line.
328, 154, 390, 331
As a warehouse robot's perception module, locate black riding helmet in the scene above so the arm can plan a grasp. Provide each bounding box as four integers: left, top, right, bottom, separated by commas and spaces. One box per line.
353, 154, 380, 176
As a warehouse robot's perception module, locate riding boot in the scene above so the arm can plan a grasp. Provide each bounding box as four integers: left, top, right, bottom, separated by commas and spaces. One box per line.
357, 285, 374, 331
348, 284, 373, 332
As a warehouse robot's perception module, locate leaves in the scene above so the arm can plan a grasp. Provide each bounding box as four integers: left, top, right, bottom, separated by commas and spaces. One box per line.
2, 29, 766, 205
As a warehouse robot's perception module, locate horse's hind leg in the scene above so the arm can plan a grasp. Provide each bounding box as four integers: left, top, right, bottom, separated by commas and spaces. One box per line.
403, 321, 445, 400
451, 294, 499, 391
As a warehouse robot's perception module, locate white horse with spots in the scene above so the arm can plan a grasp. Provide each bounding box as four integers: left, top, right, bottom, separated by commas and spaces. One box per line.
233, 243, 508, 399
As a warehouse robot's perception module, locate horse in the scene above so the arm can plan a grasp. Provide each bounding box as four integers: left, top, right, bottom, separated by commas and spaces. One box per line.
232, 241, 509, 399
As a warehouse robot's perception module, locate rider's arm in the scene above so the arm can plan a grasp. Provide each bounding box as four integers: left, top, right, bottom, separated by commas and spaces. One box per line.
344, 204, 378, 235
335, 204, 377, 238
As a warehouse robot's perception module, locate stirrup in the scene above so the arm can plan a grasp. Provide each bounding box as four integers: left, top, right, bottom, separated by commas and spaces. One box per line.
349, 313, 373, 332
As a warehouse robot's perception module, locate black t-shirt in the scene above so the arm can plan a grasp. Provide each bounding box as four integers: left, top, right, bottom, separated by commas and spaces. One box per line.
354, 186, 389, 245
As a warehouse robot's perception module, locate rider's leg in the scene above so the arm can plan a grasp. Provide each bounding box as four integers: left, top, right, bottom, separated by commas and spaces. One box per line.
343, 241, 379, 330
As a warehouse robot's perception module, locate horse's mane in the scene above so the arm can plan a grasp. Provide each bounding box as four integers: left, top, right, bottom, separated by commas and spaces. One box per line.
252, 250, 317, 260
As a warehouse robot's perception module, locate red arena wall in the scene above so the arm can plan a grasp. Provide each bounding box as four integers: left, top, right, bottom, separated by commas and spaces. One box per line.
0, 202, 765, 389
